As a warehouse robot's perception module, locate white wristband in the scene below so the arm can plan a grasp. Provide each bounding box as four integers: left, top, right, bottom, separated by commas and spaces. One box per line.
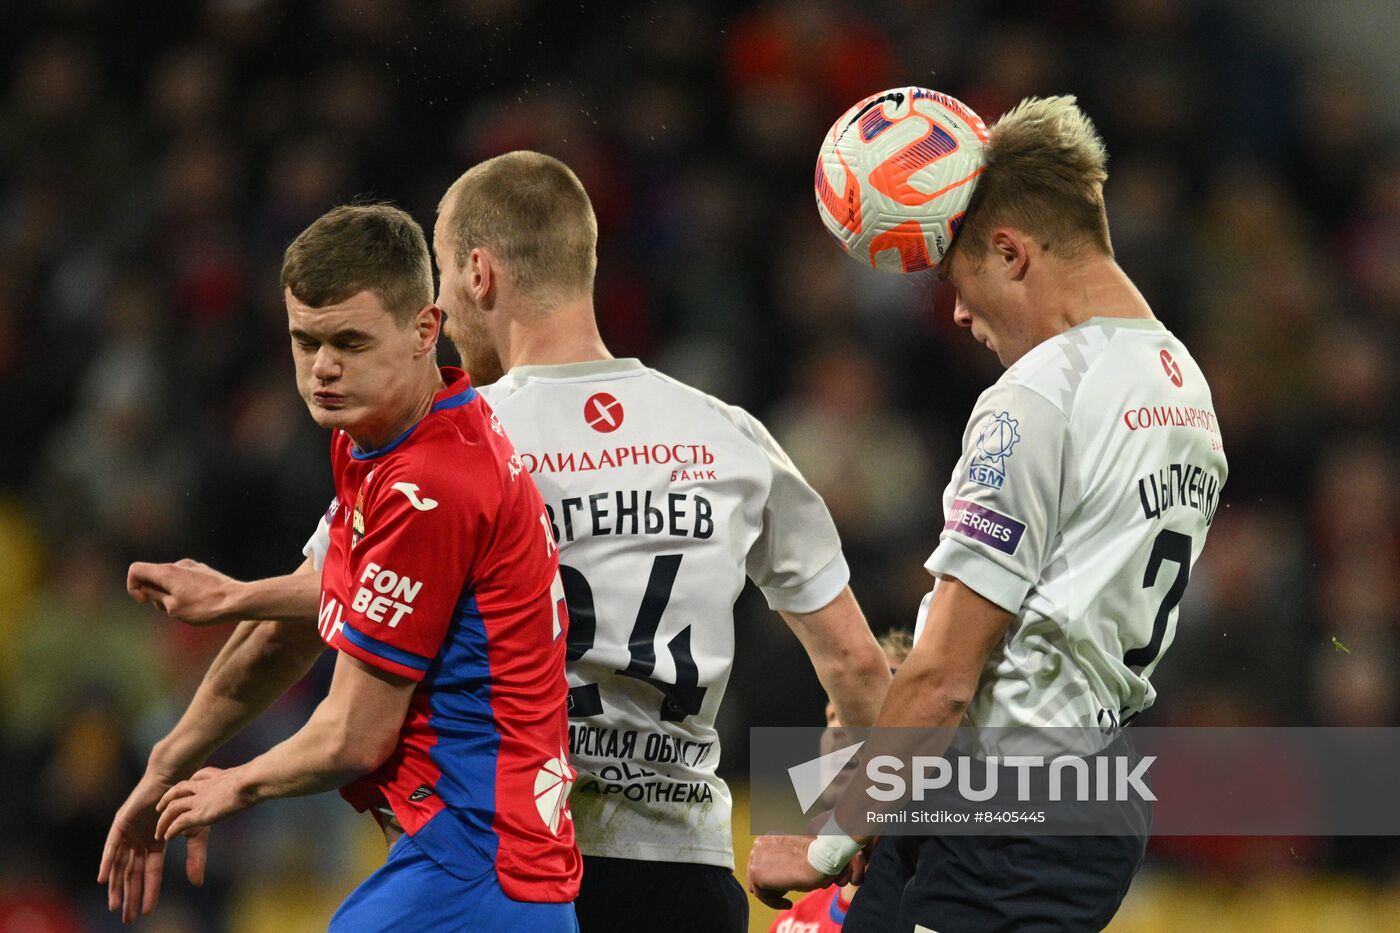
806, 831, 862, 877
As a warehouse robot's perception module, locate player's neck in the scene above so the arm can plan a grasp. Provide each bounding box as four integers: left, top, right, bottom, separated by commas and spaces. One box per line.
1043, 255, 1154, 332
348, 366, 445, 453
500, 297, 613, 370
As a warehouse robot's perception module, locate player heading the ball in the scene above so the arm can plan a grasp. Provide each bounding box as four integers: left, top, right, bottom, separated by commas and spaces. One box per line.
753, 93, 1227, 933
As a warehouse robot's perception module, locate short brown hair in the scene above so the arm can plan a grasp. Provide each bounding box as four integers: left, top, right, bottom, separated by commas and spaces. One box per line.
281, 203, 434, 323
438, 151, 597, 298
956, 96, 1112, 260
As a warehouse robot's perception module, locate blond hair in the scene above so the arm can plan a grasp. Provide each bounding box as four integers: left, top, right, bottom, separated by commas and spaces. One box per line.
280, 203, 433, 324
878, 629, 914, 665
956, 96, 1112, 259
438, 151, 598, 298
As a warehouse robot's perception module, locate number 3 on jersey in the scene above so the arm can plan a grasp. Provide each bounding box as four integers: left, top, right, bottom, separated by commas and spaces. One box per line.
561, 555, 707, 722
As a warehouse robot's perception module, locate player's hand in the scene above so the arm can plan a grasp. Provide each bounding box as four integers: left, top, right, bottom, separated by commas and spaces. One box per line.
845, 841, 874, 886
99, 770, 209, 924
156, 767, 253, 840
746, 834, 836, 910
127, 559, 243, 626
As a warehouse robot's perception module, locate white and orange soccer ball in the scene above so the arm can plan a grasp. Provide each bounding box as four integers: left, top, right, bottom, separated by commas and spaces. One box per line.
814, 87, 988, 273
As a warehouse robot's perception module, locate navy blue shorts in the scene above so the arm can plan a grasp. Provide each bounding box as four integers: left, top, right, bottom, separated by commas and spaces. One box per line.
329, 834, 579, 932
842, 831, 1147, 933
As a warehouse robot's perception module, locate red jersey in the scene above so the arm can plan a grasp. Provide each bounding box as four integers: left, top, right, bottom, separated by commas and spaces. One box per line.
770, 885, 850, 932
316, 367, 580, 902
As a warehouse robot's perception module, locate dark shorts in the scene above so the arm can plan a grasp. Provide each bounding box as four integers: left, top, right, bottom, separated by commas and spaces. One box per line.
843, 831, 1148, 933
574, 855, 748, 933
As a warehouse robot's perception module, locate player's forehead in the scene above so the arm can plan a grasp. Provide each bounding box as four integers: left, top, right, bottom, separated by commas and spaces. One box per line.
285, 287, 392, 333
431, 192, 458, 253
430, 208, 449, 248
936, 243, 960, 283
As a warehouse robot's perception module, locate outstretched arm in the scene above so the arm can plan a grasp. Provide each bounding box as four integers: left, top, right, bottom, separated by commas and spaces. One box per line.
146, 573, 327, 776
156, 651, 413, 839
100, 558, 325, 924
750, 576, 1013, 908
128, 558, 321, 627
780, 585, 891, 728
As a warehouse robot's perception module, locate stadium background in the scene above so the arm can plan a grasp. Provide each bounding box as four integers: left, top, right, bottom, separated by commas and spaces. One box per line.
3, 0, 1398, 929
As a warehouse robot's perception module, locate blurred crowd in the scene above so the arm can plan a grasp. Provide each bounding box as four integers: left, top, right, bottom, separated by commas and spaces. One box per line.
2, 0, 1398, 929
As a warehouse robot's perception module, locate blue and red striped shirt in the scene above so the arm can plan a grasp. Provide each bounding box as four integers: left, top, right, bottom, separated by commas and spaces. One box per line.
316, 367, 580, 902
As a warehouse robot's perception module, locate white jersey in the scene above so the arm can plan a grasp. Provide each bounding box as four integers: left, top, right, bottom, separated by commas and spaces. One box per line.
306, 358, 848, 869
920, 317, 1226, 737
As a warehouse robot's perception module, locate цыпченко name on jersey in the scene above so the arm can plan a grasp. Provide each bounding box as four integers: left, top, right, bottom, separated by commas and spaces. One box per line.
569, 723, 716, 803
1137, 463, 1222, 525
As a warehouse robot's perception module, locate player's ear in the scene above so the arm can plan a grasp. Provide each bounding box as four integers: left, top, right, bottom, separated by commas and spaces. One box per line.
412, 304, 442, 358
991, 228, 1028, 282
468, 247, 496, 310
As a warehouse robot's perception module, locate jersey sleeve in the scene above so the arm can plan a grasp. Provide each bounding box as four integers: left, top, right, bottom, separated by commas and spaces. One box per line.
303, 498, 335, 570
926, 384, 1069, 613
738, 409, 851, 613
330, 466, 479, 681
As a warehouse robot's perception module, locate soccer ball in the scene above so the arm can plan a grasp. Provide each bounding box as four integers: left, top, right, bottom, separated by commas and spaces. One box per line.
814, 87, 988, 273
